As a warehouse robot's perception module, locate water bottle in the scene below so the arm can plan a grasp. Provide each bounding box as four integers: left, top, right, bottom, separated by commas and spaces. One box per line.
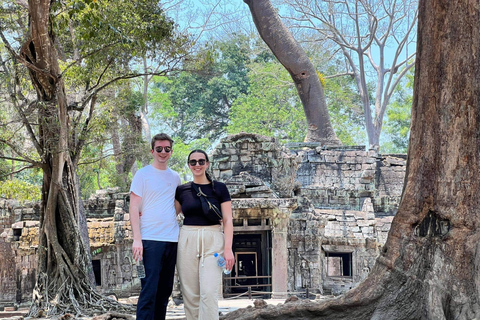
214, 253, 231, 275
136, 259, 146, 279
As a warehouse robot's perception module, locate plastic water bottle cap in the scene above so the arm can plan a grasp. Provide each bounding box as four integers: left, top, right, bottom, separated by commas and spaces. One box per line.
214, 253, 219, 257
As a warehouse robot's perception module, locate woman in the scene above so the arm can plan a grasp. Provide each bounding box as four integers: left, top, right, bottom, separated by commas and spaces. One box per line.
175, 149, 234, 320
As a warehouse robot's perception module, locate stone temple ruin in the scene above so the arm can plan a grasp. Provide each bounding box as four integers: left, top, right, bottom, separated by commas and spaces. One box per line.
0, 132, 406, 308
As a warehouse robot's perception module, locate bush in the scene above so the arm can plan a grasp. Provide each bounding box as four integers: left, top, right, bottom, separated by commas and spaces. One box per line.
0, 179, 41, 201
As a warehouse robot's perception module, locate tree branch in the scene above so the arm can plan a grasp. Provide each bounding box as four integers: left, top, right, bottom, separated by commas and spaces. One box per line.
0, 139, 40, 166
0, 165, 37, 179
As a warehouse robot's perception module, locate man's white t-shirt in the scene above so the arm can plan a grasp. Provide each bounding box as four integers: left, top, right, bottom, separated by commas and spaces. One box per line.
130, 165, 181, 242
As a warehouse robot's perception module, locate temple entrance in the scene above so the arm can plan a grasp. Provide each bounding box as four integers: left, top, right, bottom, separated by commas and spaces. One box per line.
223, 231, 272, 298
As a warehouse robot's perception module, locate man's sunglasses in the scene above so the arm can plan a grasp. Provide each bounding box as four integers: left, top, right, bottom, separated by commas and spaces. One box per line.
189, 159, 206, 166
155, 146, 172, 153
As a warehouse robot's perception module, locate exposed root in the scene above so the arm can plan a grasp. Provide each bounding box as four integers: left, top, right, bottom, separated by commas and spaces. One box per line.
28, 272, 135, 318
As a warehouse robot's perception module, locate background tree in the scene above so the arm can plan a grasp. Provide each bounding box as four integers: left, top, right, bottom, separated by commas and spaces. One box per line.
227, 59, 307, 142
151, 34, 250, 142
223, 0, 480, 318
244, 0, 341, 145
279, 0, 417, 149
0, 0, 189, 315
318, 54, 366, 146
227, 47, 365, 145
382, 70, 414, 153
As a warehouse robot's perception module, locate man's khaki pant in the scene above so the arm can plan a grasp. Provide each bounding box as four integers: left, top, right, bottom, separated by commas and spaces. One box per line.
177, 225, 224, 320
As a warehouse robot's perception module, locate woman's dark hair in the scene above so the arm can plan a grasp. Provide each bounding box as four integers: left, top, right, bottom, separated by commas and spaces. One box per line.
188, 149, 215, 191
188, 149, 209, 164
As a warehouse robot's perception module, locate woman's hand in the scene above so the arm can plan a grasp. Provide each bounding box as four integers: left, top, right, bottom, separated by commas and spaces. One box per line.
224, 248, 235, 272
221, 200, 235, 272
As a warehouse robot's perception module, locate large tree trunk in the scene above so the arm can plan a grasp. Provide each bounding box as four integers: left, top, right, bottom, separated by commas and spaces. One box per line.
223, 0, 480, 319
22, 0, 131, 316
244, 0, 341, 145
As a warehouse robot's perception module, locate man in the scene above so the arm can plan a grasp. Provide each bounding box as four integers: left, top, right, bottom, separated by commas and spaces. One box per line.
130, 133, 181, 320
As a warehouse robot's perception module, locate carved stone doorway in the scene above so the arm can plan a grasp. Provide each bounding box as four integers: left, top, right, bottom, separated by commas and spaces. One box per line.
223, 232, 272, 298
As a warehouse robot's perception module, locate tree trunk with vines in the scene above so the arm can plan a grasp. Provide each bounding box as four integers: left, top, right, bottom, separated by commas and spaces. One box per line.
22, 0, 132, 316
223, 0, 480, 319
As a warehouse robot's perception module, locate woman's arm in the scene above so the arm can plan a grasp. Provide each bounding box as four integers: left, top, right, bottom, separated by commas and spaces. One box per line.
174, 199, 182, 215
221, 200, 235, 272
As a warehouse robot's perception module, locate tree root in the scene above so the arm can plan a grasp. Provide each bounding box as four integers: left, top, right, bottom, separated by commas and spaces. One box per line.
28, 272, 135, 318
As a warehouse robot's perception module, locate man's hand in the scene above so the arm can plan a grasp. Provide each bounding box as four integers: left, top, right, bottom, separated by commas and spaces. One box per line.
132, 239, 143, 261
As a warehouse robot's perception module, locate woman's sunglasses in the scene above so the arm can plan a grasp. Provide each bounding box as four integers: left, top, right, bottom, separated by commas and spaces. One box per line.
189, 159, 206, 166
155, 146, 172, 153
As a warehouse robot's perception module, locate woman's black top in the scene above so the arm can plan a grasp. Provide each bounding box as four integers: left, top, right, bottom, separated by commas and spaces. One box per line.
175, 181, 231, 226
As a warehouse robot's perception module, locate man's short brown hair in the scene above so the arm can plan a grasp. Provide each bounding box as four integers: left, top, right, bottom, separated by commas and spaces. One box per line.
151, 133, 174, 150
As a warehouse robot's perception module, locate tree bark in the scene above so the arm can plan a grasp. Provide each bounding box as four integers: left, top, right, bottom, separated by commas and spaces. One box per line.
223, 0, 480, 319
244, 0, 341, 145
21, 0, 131, 315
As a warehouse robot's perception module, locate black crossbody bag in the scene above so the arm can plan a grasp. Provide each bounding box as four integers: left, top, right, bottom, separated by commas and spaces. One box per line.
191, 182, 223, 222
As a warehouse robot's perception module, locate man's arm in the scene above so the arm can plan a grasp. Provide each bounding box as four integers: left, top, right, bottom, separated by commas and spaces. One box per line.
130, 192, 143, 261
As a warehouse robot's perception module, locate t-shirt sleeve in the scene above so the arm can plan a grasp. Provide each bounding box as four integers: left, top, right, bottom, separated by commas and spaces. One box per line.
130, 170, 144, 198
175, 186, 181, 202
175, 172, 182, 186
217, 182, 231, 203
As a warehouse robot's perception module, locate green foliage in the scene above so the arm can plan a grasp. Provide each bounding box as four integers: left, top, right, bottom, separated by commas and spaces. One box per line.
227, 61, 307, 142
77, 145, 118, 199
0, 179, 41, 201
0, 0, 191, 202
151, 34, 252, 142
382, 70, 414, 153
228, 47, 366, 145
323, 75, 366, 146
54, 0, 178, 60
91, 248, 102, 256
76, 82, 151, 198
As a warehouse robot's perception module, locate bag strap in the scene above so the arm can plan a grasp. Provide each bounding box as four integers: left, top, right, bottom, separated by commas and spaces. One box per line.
191, 182, 221, 220
191, 181, 200, 195
191, 182, 207, 198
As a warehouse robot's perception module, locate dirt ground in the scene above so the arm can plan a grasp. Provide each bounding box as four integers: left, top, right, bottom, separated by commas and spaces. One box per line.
0, 298, 288, 320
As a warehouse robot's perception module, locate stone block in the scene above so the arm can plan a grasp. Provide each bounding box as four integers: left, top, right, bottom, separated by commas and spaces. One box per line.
24, 221, 38, 227
361, 226, 374, 234
351, 227, 360, 233
4, 306, 17, 311
357, 220, 374, 227
218, 162, 232, 170
11, 221, 23, 229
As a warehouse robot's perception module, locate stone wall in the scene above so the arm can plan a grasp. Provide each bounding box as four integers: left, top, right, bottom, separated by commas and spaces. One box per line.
287, 144, 406, 214
211, 134, 404, 296
0, 199, 39, 308
0, 190, 142, 309
86, 189, 139, 294
0, 199, 17, 307
211, 133, 299, 198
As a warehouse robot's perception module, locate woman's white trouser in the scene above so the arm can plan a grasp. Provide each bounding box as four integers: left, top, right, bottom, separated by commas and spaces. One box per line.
177, 225, 224, 320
